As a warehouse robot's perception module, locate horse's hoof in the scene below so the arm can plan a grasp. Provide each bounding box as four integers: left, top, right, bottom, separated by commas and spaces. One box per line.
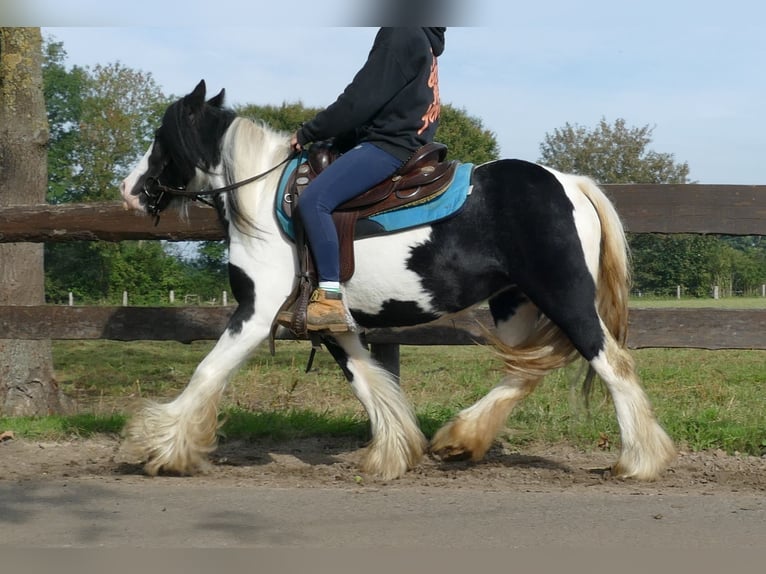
430, 444, 474, 462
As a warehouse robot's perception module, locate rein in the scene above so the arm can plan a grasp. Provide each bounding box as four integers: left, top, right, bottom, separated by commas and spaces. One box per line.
145, 151, 298, 222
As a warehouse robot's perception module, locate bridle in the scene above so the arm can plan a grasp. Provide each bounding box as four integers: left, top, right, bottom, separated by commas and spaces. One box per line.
143, 151, 298, 223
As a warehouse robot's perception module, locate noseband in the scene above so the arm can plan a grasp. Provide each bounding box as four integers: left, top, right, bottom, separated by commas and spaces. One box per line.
143, 151, 298, 223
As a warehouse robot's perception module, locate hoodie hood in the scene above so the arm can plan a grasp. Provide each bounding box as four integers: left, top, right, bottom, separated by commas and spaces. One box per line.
424, 27, 446, 56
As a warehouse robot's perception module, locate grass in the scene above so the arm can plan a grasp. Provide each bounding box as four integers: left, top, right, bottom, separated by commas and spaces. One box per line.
2, 297, 765, 456
629, 296, 766, 309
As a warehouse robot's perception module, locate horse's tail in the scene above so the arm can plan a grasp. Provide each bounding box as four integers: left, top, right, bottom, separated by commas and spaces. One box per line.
576, 176, 631, 348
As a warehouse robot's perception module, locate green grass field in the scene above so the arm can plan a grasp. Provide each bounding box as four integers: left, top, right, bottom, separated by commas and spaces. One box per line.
2, 297, 764, 456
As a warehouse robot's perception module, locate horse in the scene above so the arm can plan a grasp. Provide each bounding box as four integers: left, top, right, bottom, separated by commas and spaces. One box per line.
119, 80, 676, 481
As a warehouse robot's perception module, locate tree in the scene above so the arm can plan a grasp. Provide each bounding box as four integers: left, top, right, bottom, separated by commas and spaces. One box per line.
42, 38, 87, 204
436, 104, 499, 164
75, 62, 167, 201
237, 101, 321, 134
539, 117, 690, 184
0, 28, 69, 415
42, 42, 173, 304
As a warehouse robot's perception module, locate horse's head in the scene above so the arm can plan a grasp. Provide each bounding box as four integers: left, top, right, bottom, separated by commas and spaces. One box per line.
120, 80, 228, 215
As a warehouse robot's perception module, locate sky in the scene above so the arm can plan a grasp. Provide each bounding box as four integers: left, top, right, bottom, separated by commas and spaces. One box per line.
5, 0, 766, 184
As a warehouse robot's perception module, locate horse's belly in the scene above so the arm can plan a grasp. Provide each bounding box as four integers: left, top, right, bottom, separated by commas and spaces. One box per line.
344, 228, 440, 324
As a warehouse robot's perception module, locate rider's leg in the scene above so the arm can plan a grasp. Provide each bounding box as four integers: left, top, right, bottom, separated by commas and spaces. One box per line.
298, 143, 402, 331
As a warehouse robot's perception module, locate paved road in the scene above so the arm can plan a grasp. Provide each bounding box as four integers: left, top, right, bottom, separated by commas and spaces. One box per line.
1, 478, 764, 548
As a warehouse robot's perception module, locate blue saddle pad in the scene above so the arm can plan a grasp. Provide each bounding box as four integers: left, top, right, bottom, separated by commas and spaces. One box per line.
275, 156, 474, 240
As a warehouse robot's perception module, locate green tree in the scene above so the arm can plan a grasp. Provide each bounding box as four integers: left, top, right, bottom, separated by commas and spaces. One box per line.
539, 118, 690, 184
107, 241, 188, 304
237, 101, 321, 133
42, 39, 176, 304
75, 62, 168, 201
436, 104, 499, 164
42, 38, 87, 204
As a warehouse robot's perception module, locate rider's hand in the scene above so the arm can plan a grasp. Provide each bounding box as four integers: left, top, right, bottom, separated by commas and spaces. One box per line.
290, 132, 302, 152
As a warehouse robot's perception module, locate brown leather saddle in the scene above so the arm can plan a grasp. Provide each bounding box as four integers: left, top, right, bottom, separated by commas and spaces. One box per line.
282, 141, 458, 282
272, 141, 457, 341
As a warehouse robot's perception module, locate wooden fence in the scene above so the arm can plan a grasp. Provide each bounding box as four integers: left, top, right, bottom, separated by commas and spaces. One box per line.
1, 184, 765, 375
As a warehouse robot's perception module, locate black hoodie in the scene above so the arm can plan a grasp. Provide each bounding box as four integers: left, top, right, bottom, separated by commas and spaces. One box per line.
297, 27, 446, 161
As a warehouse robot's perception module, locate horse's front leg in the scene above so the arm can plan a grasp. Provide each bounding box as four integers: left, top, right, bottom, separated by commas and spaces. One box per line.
123, 286, 275, 476
325, 333, 427, 480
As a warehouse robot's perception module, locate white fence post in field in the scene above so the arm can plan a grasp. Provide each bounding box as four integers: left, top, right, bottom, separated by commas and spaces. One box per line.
713, 285, 720, 300
68, 292, 74, 306
169, 290, 175, 304
122, 290, 128, 306
676, 285, 681, 299
762, 284, 765, 297
222, 291, 228, 306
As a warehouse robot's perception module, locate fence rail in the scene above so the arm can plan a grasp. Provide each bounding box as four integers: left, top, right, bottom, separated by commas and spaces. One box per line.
1, 184, 765, 243
1, 184, 765, 373
0, 305, 764, 350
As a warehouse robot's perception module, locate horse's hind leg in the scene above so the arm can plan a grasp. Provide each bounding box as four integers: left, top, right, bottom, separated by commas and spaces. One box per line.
588, 327, 676, 480
510, 279, 675, 479
431, 291, 549, 462
326, 333, 427, 480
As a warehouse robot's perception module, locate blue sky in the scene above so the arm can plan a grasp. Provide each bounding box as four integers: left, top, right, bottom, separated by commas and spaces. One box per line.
10, 0, 766, 184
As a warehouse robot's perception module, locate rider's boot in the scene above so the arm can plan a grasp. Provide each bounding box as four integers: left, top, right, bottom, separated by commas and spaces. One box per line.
306, 289, 350, 333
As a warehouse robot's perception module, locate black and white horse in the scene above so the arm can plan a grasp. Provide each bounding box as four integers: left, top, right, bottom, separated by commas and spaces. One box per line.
120, 81, 675, 480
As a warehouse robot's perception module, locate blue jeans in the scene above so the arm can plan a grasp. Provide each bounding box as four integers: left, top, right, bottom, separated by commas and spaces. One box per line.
298, 143, 403, 282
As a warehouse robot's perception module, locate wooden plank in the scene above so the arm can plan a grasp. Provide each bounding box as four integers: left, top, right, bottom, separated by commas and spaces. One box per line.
1, 185, 765, 242
602, 184, 766, 235
1, 305, 764, 350
0, 201, 224, 242
0, 306, 233, 343
625, 307, 766, 350
365, 307, 766, 350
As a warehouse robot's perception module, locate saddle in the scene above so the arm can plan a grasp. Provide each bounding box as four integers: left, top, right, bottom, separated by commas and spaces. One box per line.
283, 141, 458, 282
272, 141, 458, 340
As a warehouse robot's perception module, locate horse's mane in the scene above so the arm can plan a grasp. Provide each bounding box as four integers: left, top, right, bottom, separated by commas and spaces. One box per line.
221, 116, 291, 236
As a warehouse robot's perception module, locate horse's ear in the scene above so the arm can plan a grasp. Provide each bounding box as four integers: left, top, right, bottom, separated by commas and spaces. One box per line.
207, 88, 225, 108
184, 80, 207, 111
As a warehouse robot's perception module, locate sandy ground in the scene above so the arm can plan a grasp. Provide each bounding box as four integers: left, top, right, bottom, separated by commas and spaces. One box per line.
2, 434, 764, 494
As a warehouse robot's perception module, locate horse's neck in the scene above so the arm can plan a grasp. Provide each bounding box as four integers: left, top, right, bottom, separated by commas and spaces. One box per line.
222, 118, 289, 231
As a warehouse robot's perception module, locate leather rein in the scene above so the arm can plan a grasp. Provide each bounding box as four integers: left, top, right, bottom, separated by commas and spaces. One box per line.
144, 151, 298, 223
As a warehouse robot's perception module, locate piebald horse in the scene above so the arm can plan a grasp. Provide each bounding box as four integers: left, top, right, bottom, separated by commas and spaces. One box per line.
120, 81, 675, 480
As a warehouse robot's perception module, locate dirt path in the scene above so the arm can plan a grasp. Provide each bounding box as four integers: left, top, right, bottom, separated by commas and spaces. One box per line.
2, 435, 765, 493
1, 436, 765, 548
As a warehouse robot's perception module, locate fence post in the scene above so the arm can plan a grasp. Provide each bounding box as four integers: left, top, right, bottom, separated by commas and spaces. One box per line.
676, 285, 681, 299
370, 343, 400, 382
122, 290, 128, 306
68, 292, 73, 306
762, 284, 765, 297
713, 285, 719, 300
169, 290, 175, 304
222, 291, 228, 306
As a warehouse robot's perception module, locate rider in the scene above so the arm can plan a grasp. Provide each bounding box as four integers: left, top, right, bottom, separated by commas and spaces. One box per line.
291, 27, 446, 332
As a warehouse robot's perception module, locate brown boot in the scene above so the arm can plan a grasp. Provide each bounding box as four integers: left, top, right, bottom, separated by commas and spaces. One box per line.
306, 289, 350, 333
